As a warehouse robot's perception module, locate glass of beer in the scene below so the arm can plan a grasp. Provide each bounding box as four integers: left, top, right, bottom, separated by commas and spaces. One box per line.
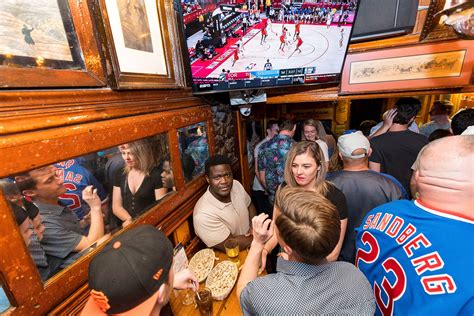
195, 288, 213, 316
224, 239, 240, 266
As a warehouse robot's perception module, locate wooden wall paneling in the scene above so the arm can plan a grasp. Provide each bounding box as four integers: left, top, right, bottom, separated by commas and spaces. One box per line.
0, 106, 211, 177
0, 89, 199, 135
266, 86, 339, 104
234, 112, 251, 191
168, 128, 186, 192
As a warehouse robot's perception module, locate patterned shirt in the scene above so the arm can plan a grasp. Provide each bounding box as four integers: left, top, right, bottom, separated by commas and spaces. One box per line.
185, 136, 209, 177
240, 257, 375, 315
257, 134, 295, 199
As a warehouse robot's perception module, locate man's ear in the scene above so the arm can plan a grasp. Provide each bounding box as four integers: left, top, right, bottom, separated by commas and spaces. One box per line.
338, 152, 343, 160
205, 175, 210, 184
282, 244, 293, 257
155, 283, 169, 305
22, 189, 36, 199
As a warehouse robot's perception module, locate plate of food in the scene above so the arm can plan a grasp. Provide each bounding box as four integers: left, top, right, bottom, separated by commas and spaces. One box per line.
188, 248, 215, 282
205, 261, 239, 300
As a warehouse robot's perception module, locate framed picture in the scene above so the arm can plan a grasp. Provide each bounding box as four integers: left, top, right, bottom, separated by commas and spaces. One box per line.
340, 40, 474, 95
420, 0, 459, 42
0, 0, 105, 88
97, 0, 184, 89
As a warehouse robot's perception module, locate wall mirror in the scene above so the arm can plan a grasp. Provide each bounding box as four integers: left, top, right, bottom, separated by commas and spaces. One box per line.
177, 122, 209, 183
0, 283, 11, 314
0, 133, 173, 282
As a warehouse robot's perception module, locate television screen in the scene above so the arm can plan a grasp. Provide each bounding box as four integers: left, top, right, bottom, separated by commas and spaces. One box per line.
180, 0, 359, 94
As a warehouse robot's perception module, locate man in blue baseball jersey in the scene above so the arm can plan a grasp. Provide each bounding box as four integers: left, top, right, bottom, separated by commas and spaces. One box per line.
355, 135, 474, 315
55, 159, 108, 220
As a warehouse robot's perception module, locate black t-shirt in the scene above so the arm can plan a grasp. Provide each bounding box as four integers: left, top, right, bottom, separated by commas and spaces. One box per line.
324, 183, 348, 220
113, 166, 163, 219
370, 130, 428, 196
280, 181, 348, 220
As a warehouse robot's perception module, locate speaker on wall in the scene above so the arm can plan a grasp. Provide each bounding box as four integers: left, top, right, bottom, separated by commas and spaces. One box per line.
351, 0, 419, 42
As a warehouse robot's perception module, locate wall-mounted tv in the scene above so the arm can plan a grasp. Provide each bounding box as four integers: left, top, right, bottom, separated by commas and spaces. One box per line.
179, 0, 359, 94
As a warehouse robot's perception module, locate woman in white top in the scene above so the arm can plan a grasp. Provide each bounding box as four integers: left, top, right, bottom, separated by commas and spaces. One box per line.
302, 119, 330, 168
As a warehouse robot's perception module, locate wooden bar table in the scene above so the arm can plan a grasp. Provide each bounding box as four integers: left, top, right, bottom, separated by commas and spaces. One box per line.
170, 248, 265, 316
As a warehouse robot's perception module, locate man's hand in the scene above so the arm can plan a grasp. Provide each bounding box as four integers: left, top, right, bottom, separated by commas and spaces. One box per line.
382, 108, 397, 129
173, 268, 199, 291
82, 186, 101, 211
251, 213, 273, 246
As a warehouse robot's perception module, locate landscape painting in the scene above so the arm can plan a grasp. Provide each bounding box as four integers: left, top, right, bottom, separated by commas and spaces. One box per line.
349, 50, 465, 84
340, 41, 474, 94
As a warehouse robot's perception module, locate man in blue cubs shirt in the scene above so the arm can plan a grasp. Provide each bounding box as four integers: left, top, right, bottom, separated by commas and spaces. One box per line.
355, 136, 474, 315
55, 159, 108, 220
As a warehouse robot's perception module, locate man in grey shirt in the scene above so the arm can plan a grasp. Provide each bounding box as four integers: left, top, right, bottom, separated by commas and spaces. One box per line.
237, 186, 375, 315
16, 165, 104, 271
328, 131, 402, 263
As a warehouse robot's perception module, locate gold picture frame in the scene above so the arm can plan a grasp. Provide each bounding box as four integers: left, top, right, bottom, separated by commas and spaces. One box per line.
96, 0, 185, 89
420, 0, 459, 42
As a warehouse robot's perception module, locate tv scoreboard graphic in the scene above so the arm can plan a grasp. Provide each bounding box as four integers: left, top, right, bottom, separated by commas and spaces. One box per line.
194, 67, 337, 91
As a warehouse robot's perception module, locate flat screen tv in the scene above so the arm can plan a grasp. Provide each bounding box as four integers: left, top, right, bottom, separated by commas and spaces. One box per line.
180, 0, 359, 94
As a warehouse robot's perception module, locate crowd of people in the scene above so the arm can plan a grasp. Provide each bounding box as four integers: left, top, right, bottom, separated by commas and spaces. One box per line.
3, 97, 473, 314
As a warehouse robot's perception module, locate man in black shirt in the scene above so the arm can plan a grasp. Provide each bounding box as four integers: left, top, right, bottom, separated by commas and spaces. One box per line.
369, 97, 428, 197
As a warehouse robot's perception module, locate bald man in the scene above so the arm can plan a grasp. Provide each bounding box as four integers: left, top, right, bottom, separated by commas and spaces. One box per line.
355, 136, 474, 316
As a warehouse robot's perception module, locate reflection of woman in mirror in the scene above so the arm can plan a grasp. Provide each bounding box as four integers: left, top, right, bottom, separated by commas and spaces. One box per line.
113, 140, 167, 227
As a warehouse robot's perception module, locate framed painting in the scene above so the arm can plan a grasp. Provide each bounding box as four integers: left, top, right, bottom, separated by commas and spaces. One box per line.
0, 0, 105, 88
340, 40, 474, 95
419, 0, 470, 42
97, 0, 184, 89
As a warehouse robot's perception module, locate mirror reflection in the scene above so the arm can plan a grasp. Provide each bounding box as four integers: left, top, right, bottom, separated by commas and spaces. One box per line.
0, 283, 11, 313
0, 133, 174, 281
178, 122, 210, 183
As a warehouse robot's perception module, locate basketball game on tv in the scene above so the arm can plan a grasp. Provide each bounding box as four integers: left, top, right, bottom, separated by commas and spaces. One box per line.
180, 0, 359, 93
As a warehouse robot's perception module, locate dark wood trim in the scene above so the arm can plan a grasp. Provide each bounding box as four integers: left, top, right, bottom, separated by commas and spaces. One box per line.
0, 89, 200, 135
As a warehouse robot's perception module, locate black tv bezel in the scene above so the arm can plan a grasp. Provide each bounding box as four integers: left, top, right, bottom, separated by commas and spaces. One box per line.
177, 0, 360, 95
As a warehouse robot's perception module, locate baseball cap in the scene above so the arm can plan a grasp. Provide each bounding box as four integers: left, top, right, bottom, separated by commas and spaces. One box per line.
81, 225, 173, 315
338, 131, 370, 158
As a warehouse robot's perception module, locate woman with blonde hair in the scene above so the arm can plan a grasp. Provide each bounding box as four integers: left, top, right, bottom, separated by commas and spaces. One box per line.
261, 141, 348, 266
112, 139, 167, 227
302, 119, 330, 167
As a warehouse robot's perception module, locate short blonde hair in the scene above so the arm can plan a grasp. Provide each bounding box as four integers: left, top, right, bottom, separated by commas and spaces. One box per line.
275, 186, 340, 264
120, 139, 156, 175
284, 141, 329, 195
